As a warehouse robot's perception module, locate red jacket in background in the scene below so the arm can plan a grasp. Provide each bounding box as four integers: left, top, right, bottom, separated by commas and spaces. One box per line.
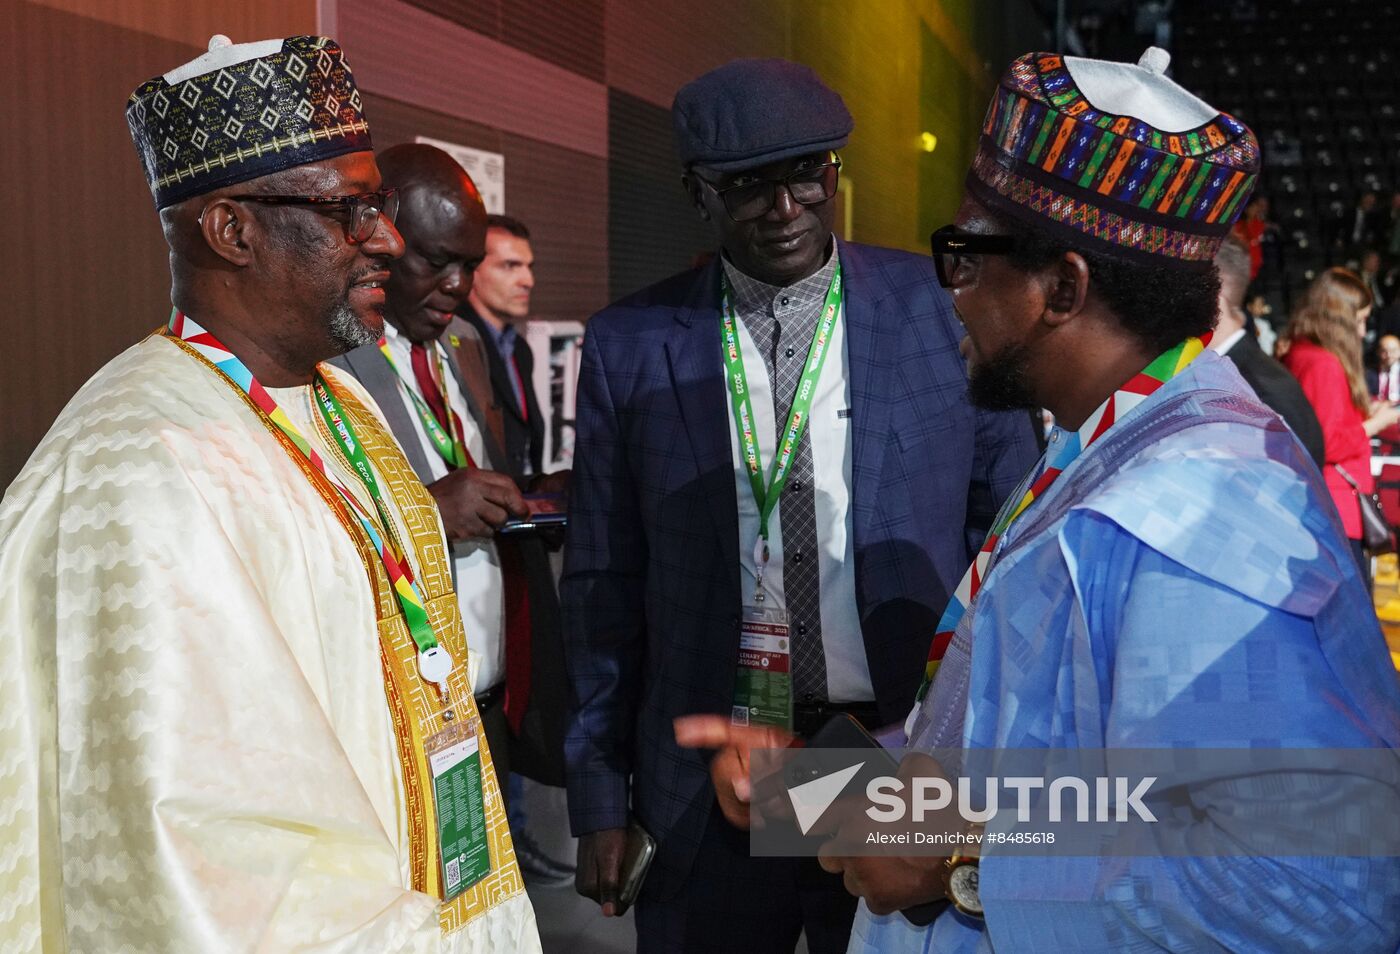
1281, 338, 1372, 539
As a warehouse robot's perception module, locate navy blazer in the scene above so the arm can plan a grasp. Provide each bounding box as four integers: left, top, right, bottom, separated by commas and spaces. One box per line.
560, 242, 1039, 897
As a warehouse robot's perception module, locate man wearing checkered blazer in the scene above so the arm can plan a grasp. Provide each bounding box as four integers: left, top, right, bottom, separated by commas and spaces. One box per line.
562, 60, 1040, 953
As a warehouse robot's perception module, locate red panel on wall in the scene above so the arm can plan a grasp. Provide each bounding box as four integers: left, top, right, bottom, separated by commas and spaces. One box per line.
3, 2, 199, 487
504, 0, 605, 83
339, 0, 608, 159
604, 0, 786, 109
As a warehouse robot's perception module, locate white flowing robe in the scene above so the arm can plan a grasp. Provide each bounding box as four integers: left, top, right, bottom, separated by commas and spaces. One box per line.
0, 334, 540, 952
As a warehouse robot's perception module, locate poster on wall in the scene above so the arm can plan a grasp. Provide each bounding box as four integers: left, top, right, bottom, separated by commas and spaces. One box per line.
523, 321, 585, 471
414, 136, 505, 214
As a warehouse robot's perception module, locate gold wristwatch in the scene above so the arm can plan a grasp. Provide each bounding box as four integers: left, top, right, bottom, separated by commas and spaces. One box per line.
940, 824, 983, 918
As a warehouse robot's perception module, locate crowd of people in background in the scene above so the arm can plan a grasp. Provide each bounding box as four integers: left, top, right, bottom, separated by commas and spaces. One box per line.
1224, 192, 1400, 587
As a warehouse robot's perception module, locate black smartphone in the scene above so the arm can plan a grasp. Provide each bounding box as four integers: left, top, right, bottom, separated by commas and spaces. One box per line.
798, 714, 948, 928
497, 493, 569, 535
615, 820, 657, 914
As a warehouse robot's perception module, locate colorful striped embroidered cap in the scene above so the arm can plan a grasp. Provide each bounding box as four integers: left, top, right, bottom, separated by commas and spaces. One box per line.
127, 35, 372, 209
968, 48, 1259, 267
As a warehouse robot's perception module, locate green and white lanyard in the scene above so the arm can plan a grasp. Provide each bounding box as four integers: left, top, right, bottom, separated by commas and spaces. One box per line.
377, 337, 471, 469
720, 262, 843, 603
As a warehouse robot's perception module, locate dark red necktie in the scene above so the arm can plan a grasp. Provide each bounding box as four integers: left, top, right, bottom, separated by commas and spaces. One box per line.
410, 342, 453, 441
500, 540, 533, 733
414, 339, 533, 728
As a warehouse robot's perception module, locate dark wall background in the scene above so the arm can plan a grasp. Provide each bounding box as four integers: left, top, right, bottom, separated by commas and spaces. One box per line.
2, 0, 1048, 488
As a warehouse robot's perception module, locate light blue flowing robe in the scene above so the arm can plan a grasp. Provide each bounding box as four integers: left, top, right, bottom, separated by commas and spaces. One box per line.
851, 353, 1400, 954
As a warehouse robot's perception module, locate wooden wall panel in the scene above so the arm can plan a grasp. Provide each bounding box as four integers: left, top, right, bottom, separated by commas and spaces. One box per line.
339, 0, 608, 159
498, 129, 609, 322
399, 0, 604, 81
363, 90, 505, 157
607, 88, 713, 302
603, 0, 788, 109
364, 93, 608, 325
23, 0, 316, 49
2, 2, 202, 487
401, 0, 500, 37
503, 0, 606, 83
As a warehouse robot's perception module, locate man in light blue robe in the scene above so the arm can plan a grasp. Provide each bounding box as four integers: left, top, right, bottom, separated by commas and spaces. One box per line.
832, 46, 1400, 954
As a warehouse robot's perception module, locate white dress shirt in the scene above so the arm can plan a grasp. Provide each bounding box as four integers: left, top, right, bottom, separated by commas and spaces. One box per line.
382, 323, 505, 694
723, 249, 875, 704
1210, 327, 1247, 356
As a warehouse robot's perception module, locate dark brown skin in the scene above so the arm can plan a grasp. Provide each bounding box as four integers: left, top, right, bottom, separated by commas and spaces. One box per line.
682, 151, 837, 287
375, 143, 526, 540
814, 751, 952, 915
165, 151, 404, 387
813, 197, 1162, 913
645, 150, 838, 867
949, 195, 1155, 431
575, 827, 629, 917
379, 143, 490, 342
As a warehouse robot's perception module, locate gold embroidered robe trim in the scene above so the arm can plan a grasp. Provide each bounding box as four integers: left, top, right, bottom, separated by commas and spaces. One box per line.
163, 331, 525, 933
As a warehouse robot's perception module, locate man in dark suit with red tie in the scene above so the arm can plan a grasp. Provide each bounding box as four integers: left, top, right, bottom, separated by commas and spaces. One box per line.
329, 145, 572, 883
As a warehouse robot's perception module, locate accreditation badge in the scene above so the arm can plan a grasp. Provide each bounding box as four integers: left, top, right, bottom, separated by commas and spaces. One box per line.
732, 605, 793, 730
425, 716, 492, 900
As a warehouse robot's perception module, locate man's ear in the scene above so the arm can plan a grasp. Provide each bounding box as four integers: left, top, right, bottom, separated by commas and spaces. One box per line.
680, 173, 711, 222
1042, 250, 1089, 326
198, 198, 255, 267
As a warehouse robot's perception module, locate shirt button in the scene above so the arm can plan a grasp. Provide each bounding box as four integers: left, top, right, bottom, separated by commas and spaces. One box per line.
793, 550, 804, 564
781, 296, 791, 306
785, 346, 796, 358
790, 478, 802, 491
798, 623, 808, 636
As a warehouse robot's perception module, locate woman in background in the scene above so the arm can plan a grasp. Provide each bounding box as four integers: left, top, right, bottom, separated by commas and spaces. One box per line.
1280, 268, 1400, 583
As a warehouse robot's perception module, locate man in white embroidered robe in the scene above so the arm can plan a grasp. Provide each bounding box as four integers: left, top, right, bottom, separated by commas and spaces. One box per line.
0, 33, 539, 952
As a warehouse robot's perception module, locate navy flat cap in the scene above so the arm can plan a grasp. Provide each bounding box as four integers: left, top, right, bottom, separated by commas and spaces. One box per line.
672, 58, 853, 172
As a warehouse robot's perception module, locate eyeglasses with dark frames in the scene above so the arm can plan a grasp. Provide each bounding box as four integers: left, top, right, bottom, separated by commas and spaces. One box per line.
693, 156, 842, 222
930, 224, 1018, 288
223, 188, 400, 244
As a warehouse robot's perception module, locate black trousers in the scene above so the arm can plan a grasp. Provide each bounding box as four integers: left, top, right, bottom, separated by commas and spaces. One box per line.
476, 687, 510, 800
634, 806, 857, 954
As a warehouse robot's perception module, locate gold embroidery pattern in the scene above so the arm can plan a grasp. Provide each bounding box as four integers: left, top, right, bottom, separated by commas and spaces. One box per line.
323, 368, 525, 933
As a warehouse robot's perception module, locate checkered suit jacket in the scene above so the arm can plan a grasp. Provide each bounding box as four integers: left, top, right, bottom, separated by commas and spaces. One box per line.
561, 242, 1039, 897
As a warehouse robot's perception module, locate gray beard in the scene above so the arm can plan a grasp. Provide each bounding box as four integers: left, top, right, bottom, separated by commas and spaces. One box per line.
326, 301, 378, 351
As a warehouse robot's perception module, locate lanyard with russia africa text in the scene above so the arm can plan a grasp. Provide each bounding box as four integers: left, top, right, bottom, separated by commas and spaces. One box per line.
720, 261, 843, 603
376, 337, 473, 469
166, 309, 456, 700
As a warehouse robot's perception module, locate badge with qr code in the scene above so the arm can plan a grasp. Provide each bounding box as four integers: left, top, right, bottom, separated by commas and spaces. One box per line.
427, 721, 491, 899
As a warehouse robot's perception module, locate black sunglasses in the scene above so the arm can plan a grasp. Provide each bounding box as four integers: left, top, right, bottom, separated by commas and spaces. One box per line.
693, 157, 842, 222
225, 189, 400, 244
930, 225, 1018, 288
